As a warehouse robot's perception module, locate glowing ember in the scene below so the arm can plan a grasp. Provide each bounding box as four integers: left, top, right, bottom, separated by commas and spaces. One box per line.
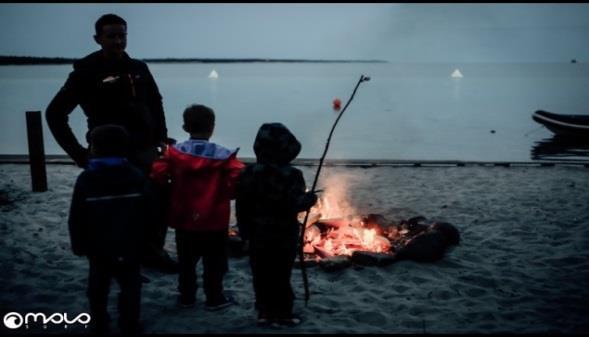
299, 178, 393, 259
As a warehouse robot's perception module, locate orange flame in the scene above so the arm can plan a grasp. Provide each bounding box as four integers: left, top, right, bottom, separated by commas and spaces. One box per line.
300, 172, 393, 259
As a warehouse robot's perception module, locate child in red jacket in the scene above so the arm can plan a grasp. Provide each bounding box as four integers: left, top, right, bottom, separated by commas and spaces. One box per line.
151, 104, 244, 310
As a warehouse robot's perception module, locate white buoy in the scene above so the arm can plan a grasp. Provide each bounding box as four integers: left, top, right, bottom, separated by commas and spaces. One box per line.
451, 69, 463, 78
208, 69, 219, 79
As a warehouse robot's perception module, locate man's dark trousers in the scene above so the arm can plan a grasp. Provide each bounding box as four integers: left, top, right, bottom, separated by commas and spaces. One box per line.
130, 147, 174, 270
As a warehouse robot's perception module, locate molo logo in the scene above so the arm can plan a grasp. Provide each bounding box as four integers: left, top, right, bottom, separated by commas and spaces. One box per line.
3, 312, 90, 329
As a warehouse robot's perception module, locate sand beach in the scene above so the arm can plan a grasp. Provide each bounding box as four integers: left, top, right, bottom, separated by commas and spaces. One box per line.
1, 163, 588, 334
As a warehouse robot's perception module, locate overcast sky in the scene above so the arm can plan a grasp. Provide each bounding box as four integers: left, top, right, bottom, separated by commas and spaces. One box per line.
1, 3, 589, 62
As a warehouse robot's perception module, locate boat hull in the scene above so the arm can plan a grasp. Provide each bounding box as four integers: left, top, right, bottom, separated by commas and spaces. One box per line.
532, 110, 589, 138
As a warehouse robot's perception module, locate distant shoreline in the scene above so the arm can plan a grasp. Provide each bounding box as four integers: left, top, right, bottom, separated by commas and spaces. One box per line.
0, 56, 388, 65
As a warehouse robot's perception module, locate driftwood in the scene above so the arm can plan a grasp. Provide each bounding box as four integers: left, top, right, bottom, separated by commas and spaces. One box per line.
393, 221, 461, 262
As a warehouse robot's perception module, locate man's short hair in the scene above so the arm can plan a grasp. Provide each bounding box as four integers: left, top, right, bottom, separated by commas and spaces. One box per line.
95, 14, 127, 36
183, 104, 215, 134
89, 124, 130, 158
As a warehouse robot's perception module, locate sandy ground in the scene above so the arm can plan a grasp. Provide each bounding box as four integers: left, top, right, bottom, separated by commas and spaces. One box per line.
1, 163, 589, 334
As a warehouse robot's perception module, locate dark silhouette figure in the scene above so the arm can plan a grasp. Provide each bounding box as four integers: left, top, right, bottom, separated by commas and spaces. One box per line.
236, 123, 317, 327
69, 125, 153, 334
45, 14, 177, 273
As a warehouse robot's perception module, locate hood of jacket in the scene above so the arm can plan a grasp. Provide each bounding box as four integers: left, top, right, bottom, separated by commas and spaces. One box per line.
253, 123, 301, 165
169, 139, 239, 169
87, 156, 128, 171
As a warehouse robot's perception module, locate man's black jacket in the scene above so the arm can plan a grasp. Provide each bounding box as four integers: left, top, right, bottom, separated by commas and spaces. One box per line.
68, 159, 154, 260
46, 51, 167, 166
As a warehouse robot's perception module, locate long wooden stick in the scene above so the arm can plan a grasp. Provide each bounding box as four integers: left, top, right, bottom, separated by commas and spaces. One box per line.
299, 74, 370, 305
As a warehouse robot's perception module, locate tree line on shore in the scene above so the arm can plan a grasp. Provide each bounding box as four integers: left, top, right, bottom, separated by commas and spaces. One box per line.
0, 55, 387, 65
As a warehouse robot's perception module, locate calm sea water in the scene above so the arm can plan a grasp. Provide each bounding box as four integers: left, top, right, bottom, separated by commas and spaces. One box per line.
1, 62, 588, 161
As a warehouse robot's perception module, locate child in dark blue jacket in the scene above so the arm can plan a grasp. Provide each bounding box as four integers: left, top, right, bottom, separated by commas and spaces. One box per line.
68, 124, 153, 334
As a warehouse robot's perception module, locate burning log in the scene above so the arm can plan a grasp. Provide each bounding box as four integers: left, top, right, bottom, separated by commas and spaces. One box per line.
385, 225, 401, 240
319, 256, 352, 272
294, 255, 319, 268
399, 216, 429, 233
361, 213, 388, 236
350, 251, 396, 266
303, 243, 315, 254
316, 217, 349, 229
313, 244, 334, 259
371, 235, 392, 253
304, 212, 323, 228
304, 224, 322, 245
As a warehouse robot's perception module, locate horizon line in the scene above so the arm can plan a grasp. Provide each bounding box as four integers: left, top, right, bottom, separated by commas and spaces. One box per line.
0, 55, 389, 65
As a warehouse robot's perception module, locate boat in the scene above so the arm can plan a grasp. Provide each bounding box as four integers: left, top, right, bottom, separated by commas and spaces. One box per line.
532, 110, 589, 138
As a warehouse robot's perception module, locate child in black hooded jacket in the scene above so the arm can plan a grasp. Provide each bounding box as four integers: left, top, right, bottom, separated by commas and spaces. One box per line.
236, 123, 317, 327
68, 124, 154, 334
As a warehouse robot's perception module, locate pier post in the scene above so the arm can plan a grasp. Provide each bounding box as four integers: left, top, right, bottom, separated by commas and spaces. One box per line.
25, 110, 47, 192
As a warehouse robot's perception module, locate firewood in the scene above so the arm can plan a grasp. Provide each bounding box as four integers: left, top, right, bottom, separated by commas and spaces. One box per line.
317, 218, 349, 228
430, 222, 460, 245
395, 231, 447, 262
304, 212, 322, 228
303, 243, 315, 254
304, 225, 321, 244
319, 256, 351, 272
361, 213, 387, 235
294, 255, 319, 268
351, 251, 396, 266
313, 245, 334, 259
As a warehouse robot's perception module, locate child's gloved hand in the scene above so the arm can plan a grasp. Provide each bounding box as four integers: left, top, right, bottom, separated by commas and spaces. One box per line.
298, 191, 318, 210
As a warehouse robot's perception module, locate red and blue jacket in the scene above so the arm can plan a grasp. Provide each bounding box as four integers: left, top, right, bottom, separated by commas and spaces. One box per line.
150, 139, 245, 232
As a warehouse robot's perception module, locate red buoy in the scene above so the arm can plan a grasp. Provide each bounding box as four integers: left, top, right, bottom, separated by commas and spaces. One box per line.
332, 98, 342, 111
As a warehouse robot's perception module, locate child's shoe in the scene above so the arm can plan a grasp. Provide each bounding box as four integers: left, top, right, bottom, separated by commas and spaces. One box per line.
256, 312, 270, 326
177, 294, 196, 308
204, 295, 235, 311
271, 315, 302, 328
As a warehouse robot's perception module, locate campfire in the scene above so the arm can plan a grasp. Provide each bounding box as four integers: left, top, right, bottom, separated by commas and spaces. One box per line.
300, 191, 393, 260
228, 173, 460, 269
301, 202, 391, 259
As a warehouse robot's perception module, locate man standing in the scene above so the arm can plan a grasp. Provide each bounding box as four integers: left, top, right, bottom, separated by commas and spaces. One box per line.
46, 13, 177, 273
